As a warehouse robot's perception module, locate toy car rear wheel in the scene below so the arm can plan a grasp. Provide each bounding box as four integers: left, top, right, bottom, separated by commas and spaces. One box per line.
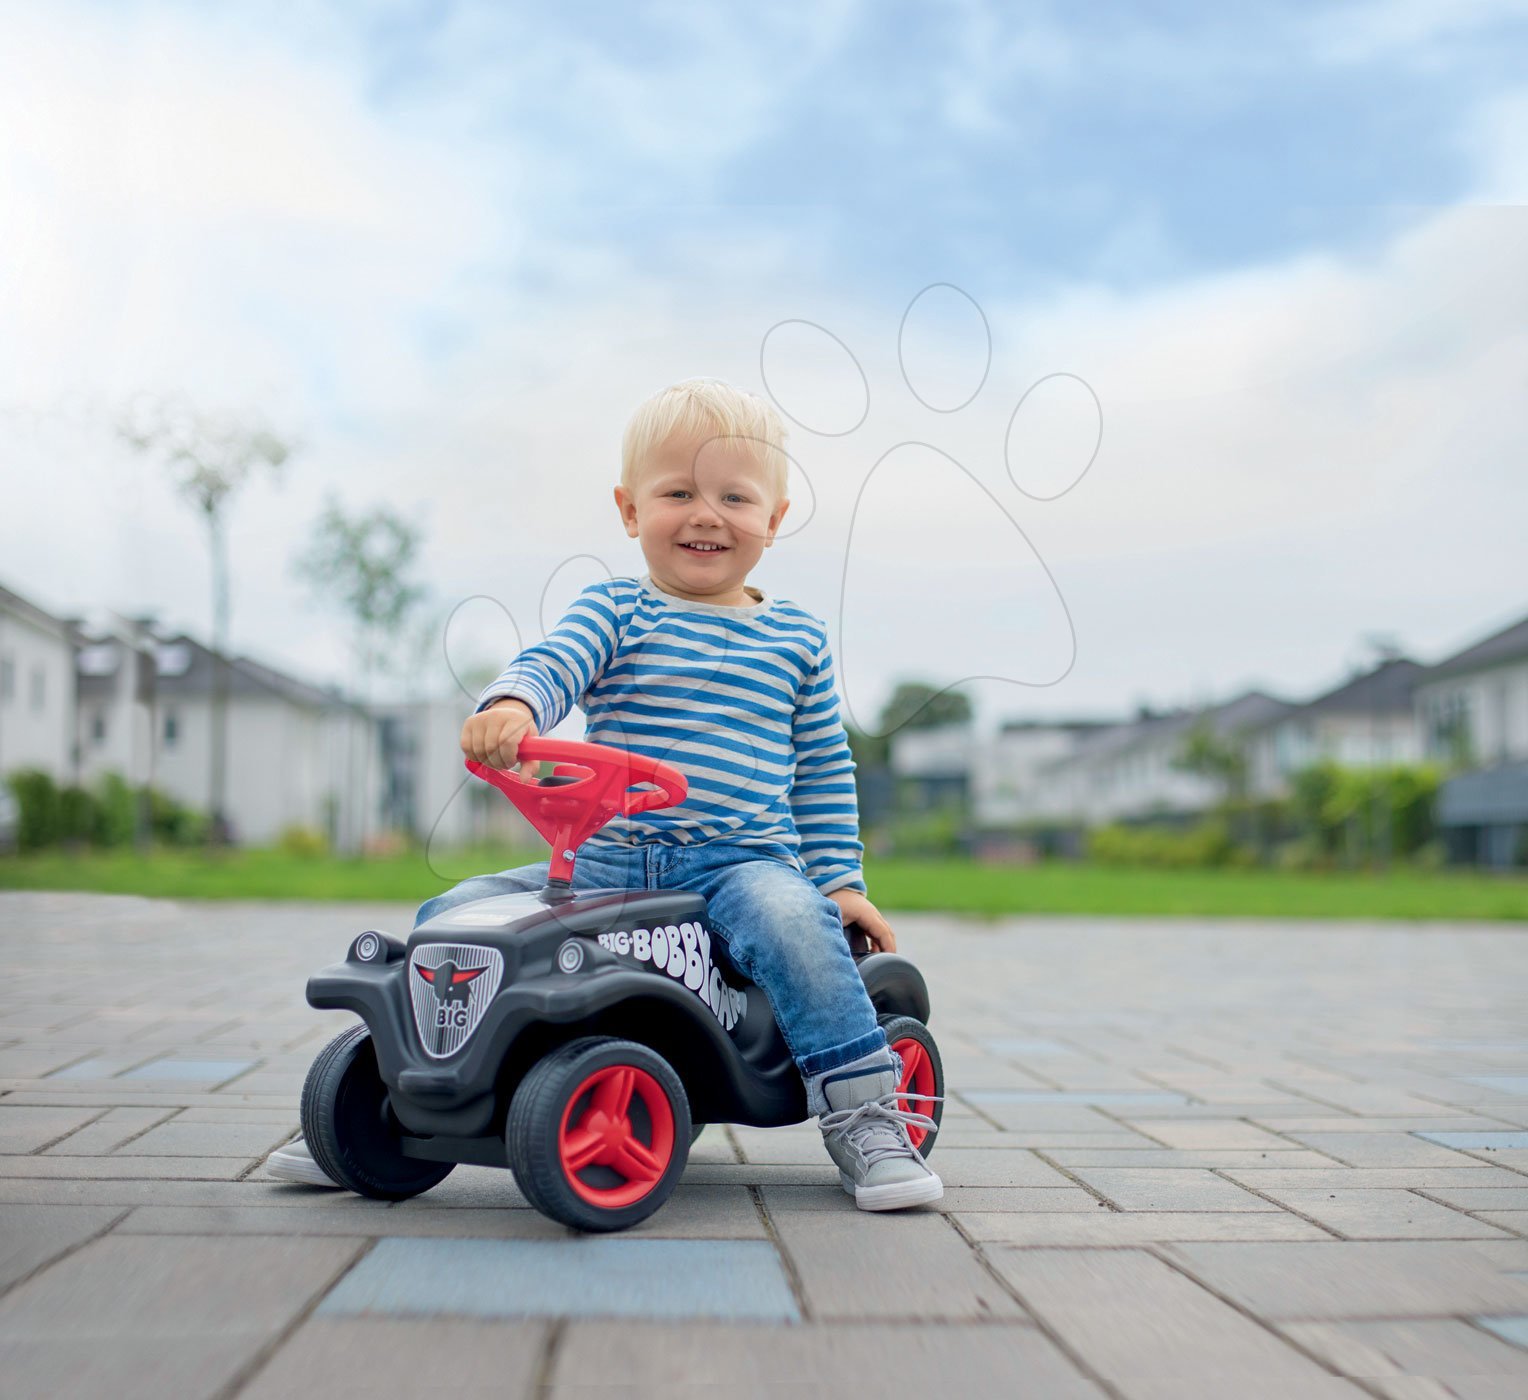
508, 1036, 690, 1232
878, 1014, 944, 1157
300, 1024, 454, 1200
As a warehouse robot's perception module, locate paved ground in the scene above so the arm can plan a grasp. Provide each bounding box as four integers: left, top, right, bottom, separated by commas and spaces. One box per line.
2, 892, 1528, 1397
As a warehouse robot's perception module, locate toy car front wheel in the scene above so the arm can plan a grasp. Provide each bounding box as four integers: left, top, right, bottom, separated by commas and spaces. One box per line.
879, 1014, 944, 1157
300, 1024, 454, 1200
508, 1037, 690, 1232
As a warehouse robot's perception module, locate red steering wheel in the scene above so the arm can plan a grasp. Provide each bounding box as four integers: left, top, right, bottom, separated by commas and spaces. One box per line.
465, 738, 688, 884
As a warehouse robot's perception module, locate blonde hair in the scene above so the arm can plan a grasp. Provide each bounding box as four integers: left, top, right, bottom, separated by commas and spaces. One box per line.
621, 378, 789, 505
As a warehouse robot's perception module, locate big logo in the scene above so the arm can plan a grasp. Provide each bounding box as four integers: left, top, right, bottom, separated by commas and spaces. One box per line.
408, 944, 502, 1058
595, 921, 747, 1032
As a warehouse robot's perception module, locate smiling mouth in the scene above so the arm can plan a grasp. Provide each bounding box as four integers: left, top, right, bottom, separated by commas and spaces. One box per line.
679, 543, 729, 554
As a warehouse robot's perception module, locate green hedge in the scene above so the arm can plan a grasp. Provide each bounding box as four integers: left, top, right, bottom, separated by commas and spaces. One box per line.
3, 768, 207, 850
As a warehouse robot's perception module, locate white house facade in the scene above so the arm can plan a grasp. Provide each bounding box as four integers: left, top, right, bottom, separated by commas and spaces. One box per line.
0, 582, 77, 781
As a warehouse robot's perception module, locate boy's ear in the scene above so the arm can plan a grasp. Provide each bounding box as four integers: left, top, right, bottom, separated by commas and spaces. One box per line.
766, 496, 789, 545
613, 484, 639, 537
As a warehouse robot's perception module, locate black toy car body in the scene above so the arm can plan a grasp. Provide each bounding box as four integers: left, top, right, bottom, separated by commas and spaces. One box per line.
301, 738, 944, 1231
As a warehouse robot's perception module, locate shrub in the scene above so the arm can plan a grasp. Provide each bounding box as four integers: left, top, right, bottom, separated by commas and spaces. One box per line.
57, 786, 98, 844
92, 771, 137, 847
278, 823, 330, 859
1087, 819, 1250, 869
5, 768, 61, 850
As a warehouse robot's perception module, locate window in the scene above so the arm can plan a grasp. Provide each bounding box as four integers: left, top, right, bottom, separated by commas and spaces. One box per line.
164, 709, 179, 747
92, 709, 107, 745
0, 652, 12, 703
29, 666, 44, 712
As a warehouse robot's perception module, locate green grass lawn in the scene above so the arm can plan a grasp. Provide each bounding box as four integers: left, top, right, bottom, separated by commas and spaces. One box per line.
2, 845, 1526, 919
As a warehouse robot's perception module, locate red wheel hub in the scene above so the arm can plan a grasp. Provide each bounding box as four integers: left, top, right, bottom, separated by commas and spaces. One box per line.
558, 1064, 675, 1208
892, 1037, 936, 1149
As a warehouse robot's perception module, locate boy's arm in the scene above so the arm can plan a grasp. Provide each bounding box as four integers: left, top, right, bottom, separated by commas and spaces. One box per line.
475, 582, 622, 729
788, 630, 868, 897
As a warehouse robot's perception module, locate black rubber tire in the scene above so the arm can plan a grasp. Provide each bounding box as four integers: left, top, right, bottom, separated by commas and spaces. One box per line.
878, 1013, 945, 1160
508, 1036, 691, 1233
300, 1023, 454, 1200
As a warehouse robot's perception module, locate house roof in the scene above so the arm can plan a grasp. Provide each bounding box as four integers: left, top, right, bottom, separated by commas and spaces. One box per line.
1058, 690, 1295, 766
76, 631, 350, 711
0, 580, 81, 644
998, 718, 1119, 735
1423, 613, 1528, 681
1302, 657, 1425, 717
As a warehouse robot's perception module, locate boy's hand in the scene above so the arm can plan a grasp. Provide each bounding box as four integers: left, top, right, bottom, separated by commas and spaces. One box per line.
461, 697, 538, 770
826, 889, 896, 953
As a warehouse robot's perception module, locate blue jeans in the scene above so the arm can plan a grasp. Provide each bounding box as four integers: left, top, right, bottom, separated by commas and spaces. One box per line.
414, 839, 886, 1078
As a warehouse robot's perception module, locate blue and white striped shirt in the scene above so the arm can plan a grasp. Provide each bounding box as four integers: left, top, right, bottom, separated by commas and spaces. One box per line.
475, 573, 867, 895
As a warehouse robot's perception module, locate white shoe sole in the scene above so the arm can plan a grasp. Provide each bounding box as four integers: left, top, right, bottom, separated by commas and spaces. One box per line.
266, 1142, 342, 1188
839, 1170, 944, 1211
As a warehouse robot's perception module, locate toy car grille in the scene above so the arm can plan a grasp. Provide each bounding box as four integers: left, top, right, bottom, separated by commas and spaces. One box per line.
407, 943, 503, 1059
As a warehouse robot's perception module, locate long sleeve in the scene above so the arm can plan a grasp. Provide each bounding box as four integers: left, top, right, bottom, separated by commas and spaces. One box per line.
474, 582, 622, 731
789, 630, 867, 895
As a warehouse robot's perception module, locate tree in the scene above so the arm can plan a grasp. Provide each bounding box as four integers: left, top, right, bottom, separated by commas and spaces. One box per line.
118, 399, 292, 845
293, 496, 426, 854
877, 681, 973, 739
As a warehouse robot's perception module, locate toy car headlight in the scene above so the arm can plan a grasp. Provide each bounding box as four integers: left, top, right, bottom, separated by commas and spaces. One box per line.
349, 930, 403, 964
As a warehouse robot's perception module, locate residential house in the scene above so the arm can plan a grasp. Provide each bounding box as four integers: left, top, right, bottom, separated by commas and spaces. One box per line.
1414, 612, 1528, 867
75, 621, 382, 850
0, 581, 78, 781
1243, 657, 1425, 800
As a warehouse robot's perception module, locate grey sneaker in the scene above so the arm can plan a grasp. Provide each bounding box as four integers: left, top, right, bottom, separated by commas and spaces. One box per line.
265, 1136, 341, 1188
814, 1052, 942, 1211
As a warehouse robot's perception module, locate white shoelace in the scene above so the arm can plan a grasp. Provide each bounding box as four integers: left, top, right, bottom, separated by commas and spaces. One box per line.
819, 1091, 942, 1168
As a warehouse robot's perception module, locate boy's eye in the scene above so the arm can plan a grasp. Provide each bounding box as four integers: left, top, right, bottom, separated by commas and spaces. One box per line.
669, 490, 747, 503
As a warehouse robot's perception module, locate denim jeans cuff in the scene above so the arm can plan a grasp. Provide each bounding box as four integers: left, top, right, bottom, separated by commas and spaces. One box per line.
796, 1026, 888, 1082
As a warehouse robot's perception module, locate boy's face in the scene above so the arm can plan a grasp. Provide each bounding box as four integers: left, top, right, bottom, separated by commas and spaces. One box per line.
614, 428, 790, 606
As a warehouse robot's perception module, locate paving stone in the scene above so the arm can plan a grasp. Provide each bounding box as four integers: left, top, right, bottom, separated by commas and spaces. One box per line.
1465, 1076, 1528, 1096
1475, 1315, 1528, 1349
957, 1101, 1148, 1133
0, 1204, 125, 1290
110, 1120, 291, 1157
1478, 1212, 1528, 1235
924, 1148, 1076, 1188
319, 1237, 799, 1321
0, 1233, 363, 1400
42, 1107, 173, 1155
242, 1318, 548, 1400
1416, 1131, 1528, 1151
1122, 1119, 1299, 1151
1069, 1167, 1279, 1212
769, 1210, 1024, 1320
117, 1203, 572, 1239
1254, 1116, 1519, 1134
0, 1047, 91, 1078
1157, 1241, 1528, 1320
1252, 1189, 1511, 1240
988, 1248, 1363, 1397
118, 1058, 256, 1084
0, 1104, 104, 1153
760, 1184, 1101, 1213
0, 1178, 380, 1207
1044, 1148, 1337, 1169
1284, 1133, 1487, 1167
0, 1154, 255, 1180
1282, 1318, 1528, 1396
1416, 1188, 1528, 1212
550, 1321, 1105, 1397
958, 1211, 1332, 1245
1222, 1167, 1528, 1191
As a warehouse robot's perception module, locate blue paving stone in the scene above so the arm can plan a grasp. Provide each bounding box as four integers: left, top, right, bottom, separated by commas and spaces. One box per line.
1416, 1131, 1528, 1150
1462, 1076, 1528, 1096
318, 1238, 800, 1322
119, 1058, 255, 1082
979, 1038, 1072, 1056
1475, 1316, 1528, 1350
962, 1090, 1188, 1106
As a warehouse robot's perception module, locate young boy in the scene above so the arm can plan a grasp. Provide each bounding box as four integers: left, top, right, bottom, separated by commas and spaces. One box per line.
269, 378, 941, 1210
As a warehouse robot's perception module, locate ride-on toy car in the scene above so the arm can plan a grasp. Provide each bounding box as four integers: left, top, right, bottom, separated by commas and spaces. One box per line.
299, 737, 944, 1231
